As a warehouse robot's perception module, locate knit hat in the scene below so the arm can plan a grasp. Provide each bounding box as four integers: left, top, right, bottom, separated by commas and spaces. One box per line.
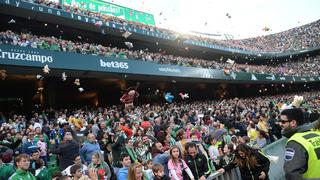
0, 150, 13, 163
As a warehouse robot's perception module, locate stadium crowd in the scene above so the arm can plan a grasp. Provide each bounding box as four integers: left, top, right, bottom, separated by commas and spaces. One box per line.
189, 19, 320, 53
23, 0, 320, 53
0, 90, 319, 179
1, 30, 320, 77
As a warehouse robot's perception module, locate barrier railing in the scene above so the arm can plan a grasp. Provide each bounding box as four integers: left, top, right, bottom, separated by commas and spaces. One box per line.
262, 121, 317, 180
207, 168, 241, 180
207, 121, 318, 180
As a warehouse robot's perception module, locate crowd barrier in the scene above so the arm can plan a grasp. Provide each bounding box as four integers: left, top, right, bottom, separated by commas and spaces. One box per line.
207, 121, 317, 180
207, 168, 241, 180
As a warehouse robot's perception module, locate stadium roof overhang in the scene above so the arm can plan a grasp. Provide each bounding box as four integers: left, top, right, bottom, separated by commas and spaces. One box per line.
1, 1, 320, 65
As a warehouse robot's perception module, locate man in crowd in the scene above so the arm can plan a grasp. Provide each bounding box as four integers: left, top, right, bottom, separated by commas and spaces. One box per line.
152, 141, 170, 176
9, 154, 36, 180
62, 155, 88, 176
281, 108, 320, 179
29, 150, 41, 174
111, 124, 126, 175
80, 133, 101, 165
51, 131, 80, 170
22, 132, 38, 156
185, 142, 211, 180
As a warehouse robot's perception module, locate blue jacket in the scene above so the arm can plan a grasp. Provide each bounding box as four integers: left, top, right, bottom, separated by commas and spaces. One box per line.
117, 167, 128, 180
80, 142, 101, 164
152, 153, 170, 176
22, 140, 38, 156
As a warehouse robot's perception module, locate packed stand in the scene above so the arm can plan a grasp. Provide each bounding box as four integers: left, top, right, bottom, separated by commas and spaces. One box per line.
187, 20, 320, 53
20, 0, 320, 53
0, 91, 319, 179
225, 20, 320, 53
1, 30, 320, 77
25, 0, 176, 37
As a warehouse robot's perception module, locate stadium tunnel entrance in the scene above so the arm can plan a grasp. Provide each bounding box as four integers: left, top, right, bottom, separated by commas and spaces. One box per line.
1, 67, 319, 115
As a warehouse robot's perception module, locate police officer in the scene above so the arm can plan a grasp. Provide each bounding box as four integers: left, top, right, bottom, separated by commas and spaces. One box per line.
280, 108, 320, 180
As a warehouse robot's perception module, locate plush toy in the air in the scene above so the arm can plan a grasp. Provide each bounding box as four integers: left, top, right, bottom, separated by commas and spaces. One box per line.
120, 82, 140, 109
0, 70, 7, 80
280, 95, 304, 111
179, 93, 189, 100
164, 92, 174, 103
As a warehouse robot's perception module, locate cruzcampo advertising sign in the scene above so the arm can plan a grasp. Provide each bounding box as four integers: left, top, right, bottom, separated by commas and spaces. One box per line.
1, 45, 320, 83
62, 0, 155, 26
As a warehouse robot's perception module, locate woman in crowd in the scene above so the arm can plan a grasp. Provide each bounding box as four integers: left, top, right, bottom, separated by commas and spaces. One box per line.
217, 143, 270, 180
127, 162, 146, 180
218, 144, 235, 168
133, 129, 144, 142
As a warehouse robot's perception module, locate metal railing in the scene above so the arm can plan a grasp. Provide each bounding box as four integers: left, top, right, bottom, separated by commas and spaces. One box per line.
207, 168, 241, 180
207, 121, 318, 180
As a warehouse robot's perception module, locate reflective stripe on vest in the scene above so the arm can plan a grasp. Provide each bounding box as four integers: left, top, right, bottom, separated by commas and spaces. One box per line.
287, 130, 320, 179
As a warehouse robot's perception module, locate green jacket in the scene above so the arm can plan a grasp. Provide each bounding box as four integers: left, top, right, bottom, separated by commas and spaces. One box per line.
0, 163, 15, 179
36, 167, 51, 180
9, 169, 36, 180
88, 162, 111, 180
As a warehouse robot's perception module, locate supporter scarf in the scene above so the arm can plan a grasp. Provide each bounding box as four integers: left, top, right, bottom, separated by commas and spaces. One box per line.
126, 147, 138, 163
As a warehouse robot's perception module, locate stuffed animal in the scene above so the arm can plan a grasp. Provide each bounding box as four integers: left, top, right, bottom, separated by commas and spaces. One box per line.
164, 92, 174, 103
0, 70, 7, 80
280, 95, 304, 111
120, 83, 140, 109
179, 93, 189, 100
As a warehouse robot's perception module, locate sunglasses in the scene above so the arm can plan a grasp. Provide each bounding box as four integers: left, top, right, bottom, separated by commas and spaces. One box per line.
279, 119, 291, 123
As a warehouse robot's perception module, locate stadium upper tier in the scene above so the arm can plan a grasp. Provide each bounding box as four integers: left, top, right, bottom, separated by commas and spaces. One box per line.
1, 30, 319, 78
2, 0, 320, 55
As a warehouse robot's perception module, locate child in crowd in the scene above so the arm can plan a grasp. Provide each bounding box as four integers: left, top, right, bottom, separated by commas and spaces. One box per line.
37, 134, 47, 166
152, 163, 169, 180
167, 146, 194, 180
142, 160, 153, 180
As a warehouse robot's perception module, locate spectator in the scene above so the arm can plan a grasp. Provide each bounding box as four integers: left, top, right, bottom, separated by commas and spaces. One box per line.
168, 146, 194, 180
62, 155, 88, 177
9, 154, 36, 180
218, 144, 235, 169
185, 142, 211, 180
122, 138, 138, 163
208, 137, 221, 167
255, 130, 268, 149
152, 163, 170, 180
51, 131, 80, 170
152, 142, 170, 176
80, 133, 101, 165
0, 151, 15, 179
112, 124, 126, 174
117, 153, 131, 180
218, 143, 270, 180
36, 134, 48, 166
128, 162, 145, 180
34, 159, 51, 180
22, 131, 38, 156
29, 150, 41, 174
142, 160, 153, 180
88, 152, 112, 180
70, 165, 98, 180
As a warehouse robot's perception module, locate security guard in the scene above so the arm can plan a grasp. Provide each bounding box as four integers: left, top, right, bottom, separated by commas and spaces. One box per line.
280, 108, 320, 180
